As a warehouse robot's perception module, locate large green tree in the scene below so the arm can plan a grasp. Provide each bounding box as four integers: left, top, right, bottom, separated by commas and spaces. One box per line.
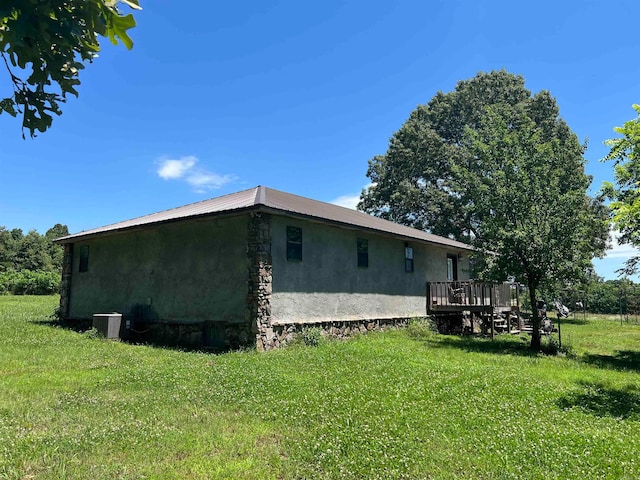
360, 71, 609, 349
602, 104, 640, 275
45, 223, 69, 271
0, 227, 20, 271
0, 0, 141, 138
360, 70, 532, 242
0, 224, 68, 273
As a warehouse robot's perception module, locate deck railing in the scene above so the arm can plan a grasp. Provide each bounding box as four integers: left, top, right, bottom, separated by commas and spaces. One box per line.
427, 281, 516, 312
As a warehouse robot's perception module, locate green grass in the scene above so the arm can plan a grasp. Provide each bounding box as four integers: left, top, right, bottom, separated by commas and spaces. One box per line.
1, 297, 640, 479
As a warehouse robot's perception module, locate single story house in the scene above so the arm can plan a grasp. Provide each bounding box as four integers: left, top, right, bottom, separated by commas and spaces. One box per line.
55, 186, 473, 350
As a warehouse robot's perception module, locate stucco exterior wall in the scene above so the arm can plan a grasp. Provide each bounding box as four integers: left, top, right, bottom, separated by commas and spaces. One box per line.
270, 216, 470, 324
68, 215, 248, 324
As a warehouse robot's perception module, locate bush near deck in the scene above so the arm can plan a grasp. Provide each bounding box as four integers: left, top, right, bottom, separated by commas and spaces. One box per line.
1, 296, 639, 479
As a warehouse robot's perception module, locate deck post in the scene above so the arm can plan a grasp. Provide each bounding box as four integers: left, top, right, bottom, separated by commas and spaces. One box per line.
426, 282, 430, 313
490, 284, 495, 340
518, 284, 524, 330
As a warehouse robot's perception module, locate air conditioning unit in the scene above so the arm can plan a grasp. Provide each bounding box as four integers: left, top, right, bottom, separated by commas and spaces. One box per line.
92, 313, 122, 339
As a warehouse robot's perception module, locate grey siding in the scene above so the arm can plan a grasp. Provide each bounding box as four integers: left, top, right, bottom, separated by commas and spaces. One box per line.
270, 216, 469, 324
68, 216, 248, 323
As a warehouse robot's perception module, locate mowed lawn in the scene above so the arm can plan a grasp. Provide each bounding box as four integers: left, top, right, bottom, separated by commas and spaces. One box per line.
1, 296, 640, 479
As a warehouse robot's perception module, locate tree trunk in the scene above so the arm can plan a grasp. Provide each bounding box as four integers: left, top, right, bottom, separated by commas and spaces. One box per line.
529, 284, 541, 350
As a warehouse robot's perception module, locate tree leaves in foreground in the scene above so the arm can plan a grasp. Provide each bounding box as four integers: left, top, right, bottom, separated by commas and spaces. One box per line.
360, 70, 609, 349
0, 0, 141, 138
601, 104, 640, 275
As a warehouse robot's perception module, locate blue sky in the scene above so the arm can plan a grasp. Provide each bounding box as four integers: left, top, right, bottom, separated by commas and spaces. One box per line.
2, 0, 639, 280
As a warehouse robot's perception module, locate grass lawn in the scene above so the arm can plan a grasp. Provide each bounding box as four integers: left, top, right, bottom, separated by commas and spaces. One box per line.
1, 296, 639, 479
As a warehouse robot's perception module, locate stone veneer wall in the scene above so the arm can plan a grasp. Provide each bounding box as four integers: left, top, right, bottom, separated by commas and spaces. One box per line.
246, 212, 275, 351
271, 317, 410, 348
59, 243, 73, 319
124, 320, 252, 351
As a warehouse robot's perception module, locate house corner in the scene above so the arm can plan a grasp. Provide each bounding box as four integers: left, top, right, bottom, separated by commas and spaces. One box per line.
247, 212, 274, 351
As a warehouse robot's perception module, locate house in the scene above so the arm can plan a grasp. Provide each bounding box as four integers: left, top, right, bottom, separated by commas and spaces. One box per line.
55, 186, 475, 350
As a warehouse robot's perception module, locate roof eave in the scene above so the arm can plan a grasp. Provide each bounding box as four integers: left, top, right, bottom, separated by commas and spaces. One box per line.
53, 204, 262, 244
256, 205, 474, 252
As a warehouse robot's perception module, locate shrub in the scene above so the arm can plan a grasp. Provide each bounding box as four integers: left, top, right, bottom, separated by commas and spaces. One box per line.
50, 306, 62, 322
300, 326, 322, 347
0, 270, 60, 295
83, 327, 104, 340
406, 316, 439, 339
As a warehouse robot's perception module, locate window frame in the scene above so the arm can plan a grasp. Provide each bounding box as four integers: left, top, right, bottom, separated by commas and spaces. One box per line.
286, 226, 303, 262
79, 245, 89, 273
357, 238, 369, 268
404, 243, 414, 273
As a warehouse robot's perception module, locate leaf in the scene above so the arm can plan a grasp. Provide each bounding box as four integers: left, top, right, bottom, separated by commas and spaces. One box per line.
119, 0, 143, 11
0, 98, 17, 117
106, 12, 136, 49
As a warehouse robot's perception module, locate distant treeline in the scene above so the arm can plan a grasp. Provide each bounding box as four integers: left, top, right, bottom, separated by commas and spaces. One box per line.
582, 278, 640, 315
0, 224, 68, 295
532, 278, 640, 315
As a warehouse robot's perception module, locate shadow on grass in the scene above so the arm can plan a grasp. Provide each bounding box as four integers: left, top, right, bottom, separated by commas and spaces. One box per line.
409, 331, 543, 358
29, 317, 236, 354
582, 350, 640, 373
557, 382, 640, 420
29, 317, 91, 333
555, 316, 589, 326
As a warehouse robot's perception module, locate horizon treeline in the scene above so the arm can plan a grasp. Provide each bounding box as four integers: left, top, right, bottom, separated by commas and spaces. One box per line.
0, 224, 68, 295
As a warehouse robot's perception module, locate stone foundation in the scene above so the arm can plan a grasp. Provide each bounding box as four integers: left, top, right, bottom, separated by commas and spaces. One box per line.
64, 315, 411, 351
134, 318, 408, 350
124, 320, 252, 351
264, 317, 411, 349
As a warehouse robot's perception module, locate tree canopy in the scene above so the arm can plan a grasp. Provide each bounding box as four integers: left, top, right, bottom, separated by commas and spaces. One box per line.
602, 104, 640, 275
0, 223, 68, 272
360, 70, 609, 349
0, 0, 141, 138
0, 224, 68, 295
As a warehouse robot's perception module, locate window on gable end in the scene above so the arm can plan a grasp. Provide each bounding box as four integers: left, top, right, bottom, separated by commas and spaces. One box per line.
286, 226, 302, 261
79, 245, 89, 272
357, 238, 368, 268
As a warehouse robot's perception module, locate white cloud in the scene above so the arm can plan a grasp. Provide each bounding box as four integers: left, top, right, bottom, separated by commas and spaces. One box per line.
330, 184, 375, 210
157, 156, 196, 180
604, 230, 640, 258
331, 194, 361, 210
156, 156, 235, 193
186, 172, 236, 194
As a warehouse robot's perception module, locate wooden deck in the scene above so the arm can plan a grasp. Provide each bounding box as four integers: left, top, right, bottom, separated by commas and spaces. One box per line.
427, 281, 518, 315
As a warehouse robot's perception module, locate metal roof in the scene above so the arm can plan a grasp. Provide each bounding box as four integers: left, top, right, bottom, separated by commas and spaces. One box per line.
55, 186, 473, 251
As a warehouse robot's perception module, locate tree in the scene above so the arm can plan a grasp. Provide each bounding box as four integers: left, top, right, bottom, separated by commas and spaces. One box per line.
0, 227, 20, 271
0, 0, 141, 138
602, 104, 640, 275
15, 229, 52, 271
45, 223, 69, 271
360, 71, 609, 349
0, 224, 69, 273
585, 278, 637, 315
360, 70, 531, 242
